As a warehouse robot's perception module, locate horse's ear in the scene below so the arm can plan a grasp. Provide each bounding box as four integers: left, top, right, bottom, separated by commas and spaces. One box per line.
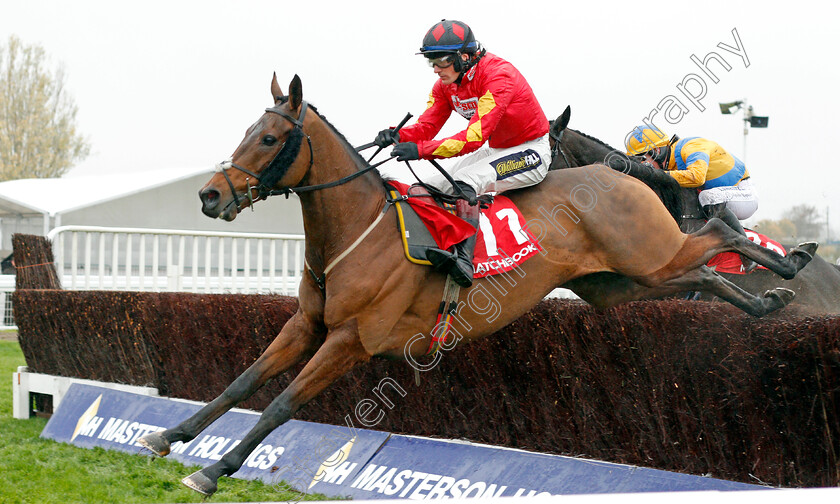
551, 106, 571, 138
271, 72, 284, 104
558, 105, 571, 130
289, 74, 303, 110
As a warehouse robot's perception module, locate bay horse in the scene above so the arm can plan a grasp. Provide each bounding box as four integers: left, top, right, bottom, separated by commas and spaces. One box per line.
548, 108, 840, 315
139, 75, 817, 496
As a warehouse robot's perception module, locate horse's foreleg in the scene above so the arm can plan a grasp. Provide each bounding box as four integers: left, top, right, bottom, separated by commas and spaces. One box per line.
643, 219, 816, 285
181, 321, 370, 496
138, 312, 322, 457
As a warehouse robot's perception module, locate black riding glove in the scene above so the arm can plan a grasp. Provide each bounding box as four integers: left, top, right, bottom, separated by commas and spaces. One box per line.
374, 128, 400, 148
391, 142, 420, 161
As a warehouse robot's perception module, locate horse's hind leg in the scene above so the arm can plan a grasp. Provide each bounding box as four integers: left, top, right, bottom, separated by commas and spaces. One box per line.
138, 312, 322, 456
566, 267, 794, 317
181, 321, 370, 496
644, 218, 816, 285
653, 266, 795, 316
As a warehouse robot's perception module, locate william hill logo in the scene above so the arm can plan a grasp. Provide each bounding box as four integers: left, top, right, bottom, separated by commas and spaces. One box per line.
494, 151, 542, 179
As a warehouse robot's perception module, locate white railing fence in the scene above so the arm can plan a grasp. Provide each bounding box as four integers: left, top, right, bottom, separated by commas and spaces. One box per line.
0, 226, 307, 330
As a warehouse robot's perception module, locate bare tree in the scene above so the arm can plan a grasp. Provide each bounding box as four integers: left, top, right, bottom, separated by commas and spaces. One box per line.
754, 218, 797, 243
0, 35, 90, 181
786, 204, 824, 242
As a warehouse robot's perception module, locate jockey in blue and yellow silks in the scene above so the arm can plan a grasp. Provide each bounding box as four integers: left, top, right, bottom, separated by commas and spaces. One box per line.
626, 125, 759, 272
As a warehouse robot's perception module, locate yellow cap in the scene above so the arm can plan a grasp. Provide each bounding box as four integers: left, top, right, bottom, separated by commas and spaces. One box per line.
625, 125, 670, 155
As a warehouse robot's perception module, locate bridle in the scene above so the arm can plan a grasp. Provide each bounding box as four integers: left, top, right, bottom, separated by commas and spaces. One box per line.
216, 99, 388, 212
217, 100, 313, 211
214, 98, 395, 292
549, 127, 572, 169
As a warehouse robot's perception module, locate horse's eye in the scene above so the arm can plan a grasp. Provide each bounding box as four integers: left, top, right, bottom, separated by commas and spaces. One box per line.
262, 135, 277, 146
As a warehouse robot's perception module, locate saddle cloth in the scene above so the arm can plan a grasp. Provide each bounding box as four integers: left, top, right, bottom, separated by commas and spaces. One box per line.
385, 181, 542, 279
707, 229, 786, 274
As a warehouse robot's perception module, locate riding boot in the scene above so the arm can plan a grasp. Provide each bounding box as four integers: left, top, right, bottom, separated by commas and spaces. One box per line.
704, 203, 758, 273
426, 182, 479, 288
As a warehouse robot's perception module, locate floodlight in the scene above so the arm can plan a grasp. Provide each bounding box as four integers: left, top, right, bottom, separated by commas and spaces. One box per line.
750, 116, 769, 128
718, 101, 743, 114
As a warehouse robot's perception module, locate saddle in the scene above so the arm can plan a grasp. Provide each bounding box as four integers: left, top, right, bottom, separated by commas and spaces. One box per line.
384, 181, 542, 279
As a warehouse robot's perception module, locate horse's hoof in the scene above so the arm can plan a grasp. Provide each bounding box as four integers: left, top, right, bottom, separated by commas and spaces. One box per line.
795, 241, 819, 256
137, 431, 171, 457
182, 470, 218, 496
764, 288, 796, 309
781, 246, 816, 279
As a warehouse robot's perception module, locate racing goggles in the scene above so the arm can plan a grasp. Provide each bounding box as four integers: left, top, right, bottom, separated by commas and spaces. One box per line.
426, 54, 456, 68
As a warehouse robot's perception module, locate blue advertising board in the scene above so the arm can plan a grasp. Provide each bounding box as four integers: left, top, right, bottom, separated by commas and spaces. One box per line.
316, 434, 762, 498
41, 383, 388, 492
42, 384, 763, 498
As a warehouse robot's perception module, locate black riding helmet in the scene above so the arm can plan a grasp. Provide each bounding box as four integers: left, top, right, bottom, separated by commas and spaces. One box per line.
417, 19, 484, 73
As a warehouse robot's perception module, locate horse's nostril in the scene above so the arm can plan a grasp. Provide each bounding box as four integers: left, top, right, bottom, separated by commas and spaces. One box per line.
200, 188, 221, 207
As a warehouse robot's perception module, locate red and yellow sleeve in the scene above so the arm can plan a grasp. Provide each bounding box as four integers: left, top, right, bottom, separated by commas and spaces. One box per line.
417, 70, 514, 159
397, 86, 451, 145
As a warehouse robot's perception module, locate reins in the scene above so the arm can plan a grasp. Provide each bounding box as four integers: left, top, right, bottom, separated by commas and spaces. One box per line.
215, 105, 478, 292
549, 127, 572, 169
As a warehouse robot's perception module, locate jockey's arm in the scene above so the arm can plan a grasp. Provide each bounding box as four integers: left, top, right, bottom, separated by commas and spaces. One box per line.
668, 147, 711, 188
398, 88, 451, 148
403, 71, 514, 160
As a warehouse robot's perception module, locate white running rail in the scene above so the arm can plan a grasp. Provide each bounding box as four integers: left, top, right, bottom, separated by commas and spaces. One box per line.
42, 226, 306, 297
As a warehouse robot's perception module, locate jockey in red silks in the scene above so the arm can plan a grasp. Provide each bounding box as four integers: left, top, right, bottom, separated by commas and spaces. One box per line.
374, 19, 550, 287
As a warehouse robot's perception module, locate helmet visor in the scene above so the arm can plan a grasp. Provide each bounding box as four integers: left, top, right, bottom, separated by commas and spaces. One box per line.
426, 54, 456, 68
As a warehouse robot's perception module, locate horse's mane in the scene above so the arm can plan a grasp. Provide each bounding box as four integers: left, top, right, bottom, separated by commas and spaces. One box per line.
306, 102, 372, 171
276, 97, 372, 173
560, 127, 684, 227
570, 128, 614, 151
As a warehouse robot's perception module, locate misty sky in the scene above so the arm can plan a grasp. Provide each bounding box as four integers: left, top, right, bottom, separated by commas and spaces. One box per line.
4, 0, 839, 235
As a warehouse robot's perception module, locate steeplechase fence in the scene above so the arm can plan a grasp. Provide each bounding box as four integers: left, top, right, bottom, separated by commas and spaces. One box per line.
10, 233, 840, 488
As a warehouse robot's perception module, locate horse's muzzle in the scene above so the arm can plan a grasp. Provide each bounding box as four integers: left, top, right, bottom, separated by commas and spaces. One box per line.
199, 187, 226, 219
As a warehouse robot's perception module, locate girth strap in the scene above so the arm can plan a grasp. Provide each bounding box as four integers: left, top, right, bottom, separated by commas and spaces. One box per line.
304, 200, 393, 291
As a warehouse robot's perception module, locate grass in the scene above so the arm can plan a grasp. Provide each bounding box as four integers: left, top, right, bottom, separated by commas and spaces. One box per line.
0, 340, 327, 503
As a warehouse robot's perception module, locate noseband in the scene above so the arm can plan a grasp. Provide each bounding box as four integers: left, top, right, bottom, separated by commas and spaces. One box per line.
217, 101, 314, 211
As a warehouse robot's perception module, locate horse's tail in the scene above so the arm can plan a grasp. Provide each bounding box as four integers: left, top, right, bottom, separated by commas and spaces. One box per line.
605, 155, 683, 228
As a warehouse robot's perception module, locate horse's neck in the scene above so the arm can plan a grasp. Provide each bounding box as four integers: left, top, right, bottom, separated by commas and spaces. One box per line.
297, 126, 386, 270
565, 129, 617, 165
